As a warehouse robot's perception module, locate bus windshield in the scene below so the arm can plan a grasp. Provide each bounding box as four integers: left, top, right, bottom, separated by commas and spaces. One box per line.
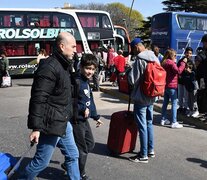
114, 25, 130, 57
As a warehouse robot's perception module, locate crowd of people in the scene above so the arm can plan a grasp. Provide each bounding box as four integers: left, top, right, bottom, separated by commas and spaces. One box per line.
123, 36, 207, 165
1, 30, 207, 178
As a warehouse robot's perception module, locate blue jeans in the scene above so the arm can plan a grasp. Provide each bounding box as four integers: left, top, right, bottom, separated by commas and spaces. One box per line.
19, 122, 80, 180
134, 103, 154, 157
161, 88, 178, 123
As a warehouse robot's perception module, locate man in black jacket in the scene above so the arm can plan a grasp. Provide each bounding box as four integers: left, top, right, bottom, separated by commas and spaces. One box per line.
19, 32, 80, 180
195, 34, 207, 116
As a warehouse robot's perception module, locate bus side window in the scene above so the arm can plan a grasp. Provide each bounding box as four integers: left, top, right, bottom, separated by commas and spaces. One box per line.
53, 16, 59, 27
15, 17, 24, 27
60, 19, 66, 27
28, 44, 36, 56
40, 16, 50, 27
0, 16, 3, 26
79, 17, 87, 27
102, 16, 111, 28
45, 43, 51, 55
4, 16, 11, 27
14, 44, 25, 56
87, 17, 96, 27
76, 43, 83, 54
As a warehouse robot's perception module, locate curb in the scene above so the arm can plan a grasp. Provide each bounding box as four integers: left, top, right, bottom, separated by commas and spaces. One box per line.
100, 86, 207, 130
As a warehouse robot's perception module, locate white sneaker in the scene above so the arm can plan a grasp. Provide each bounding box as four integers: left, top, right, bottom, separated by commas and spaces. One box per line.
160, 119, 171, 126
171, 122, 183, 129
191, 111, 199, 118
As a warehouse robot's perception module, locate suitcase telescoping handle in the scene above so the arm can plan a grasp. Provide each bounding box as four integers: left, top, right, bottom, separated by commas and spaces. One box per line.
127, 95, 131, 112
7, 141, 36, 179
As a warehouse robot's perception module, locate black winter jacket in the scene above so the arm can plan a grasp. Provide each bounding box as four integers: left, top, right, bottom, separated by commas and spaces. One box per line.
27, 51, 73, 137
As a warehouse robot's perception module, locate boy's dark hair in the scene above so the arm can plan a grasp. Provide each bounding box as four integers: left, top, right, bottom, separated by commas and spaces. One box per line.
201, 34, 207, 43
185, 47, 193, 53
80, 54, 98, 68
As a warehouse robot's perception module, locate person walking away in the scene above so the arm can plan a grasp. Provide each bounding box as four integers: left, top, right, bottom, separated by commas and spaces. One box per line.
92, 49, 102, 91
128, 38, 159, 163
177, 47, 193, 114
18, 32, 80, 180
0, 50, 9, 87
183, 61, 199, 117
106, 46, 116, 79
160, 48, 187, 128
113, 49, 126, 87
62, 54, 103, 179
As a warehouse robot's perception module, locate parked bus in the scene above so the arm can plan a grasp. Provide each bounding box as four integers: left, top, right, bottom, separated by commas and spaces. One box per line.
114, 25, 130, 57
0, 8, 115, 75
151, 12, 207, 59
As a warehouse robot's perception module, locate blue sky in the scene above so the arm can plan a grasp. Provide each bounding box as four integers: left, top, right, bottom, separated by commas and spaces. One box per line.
0, 0, 164, 18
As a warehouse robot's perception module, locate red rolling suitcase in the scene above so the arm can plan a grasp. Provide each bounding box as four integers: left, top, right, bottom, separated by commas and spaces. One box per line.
107, 98, 138, 154
118, 74, 129, 94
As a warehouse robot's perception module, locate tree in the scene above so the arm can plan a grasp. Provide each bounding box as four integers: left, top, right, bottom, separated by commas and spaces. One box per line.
136, 17, 151, 41
74, 3, 107, 11
162, 0, 207, 13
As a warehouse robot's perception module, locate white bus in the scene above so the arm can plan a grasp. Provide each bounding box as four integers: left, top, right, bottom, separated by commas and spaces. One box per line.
0, 8, 115, 75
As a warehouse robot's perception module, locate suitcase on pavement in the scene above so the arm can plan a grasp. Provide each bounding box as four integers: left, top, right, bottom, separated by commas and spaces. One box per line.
107, 98, 138, 154
0, 153, 17, 180
0, 142, 35, 180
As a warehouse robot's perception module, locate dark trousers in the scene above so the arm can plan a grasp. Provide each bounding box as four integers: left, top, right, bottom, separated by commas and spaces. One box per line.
92, 69, 99, 90
72, 120, 95, 176
0, 73, 2, 86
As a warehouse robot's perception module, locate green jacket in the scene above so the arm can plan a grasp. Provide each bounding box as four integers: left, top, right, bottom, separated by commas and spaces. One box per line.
0, 57, 9, 73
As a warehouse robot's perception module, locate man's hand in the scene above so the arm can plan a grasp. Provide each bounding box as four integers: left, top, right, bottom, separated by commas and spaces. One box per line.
96, 119, 104, 128
29, 131, 40, 144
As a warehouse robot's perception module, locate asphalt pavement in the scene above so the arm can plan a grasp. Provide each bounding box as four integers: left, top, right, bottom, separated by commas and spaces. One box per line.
0, 78, 207, 180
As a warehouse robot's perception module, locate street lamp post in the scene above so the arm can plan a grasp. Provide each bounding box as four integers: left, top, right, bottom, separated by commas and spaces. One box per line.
123, 19, 127, 29
128, 0, 135, 31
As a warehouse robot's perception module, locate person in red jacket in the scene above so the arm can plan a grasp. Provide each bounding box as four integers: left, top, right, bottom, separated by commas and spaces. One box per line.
160, 48, 187, 128
113, 49, 126, 87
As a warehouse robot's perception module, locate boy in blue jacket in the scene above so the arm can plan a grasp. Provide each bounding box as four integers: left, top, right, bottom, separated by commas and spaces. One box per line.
63, 54, 103, 180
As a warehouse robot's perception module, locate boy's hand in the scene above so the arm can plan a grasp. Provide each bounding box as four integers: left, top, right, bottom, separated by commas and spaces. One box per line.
84, 108, 89, 118
96, 119, 104, 128
183, 58, 188, 63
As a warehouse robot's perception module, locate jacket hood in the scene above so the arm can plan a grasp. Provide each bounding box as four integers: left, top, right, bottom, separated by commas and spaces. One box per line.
138, 50, 159, 63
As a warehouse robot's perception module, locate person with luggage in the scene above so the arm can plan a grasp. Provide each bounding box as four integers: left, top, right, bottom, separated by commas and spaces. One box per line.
128, 38, 159, 163
18, 32, 80, 180
62, 53, 103, 179
177, 47, 193, 115
0, 50, 9, 87
160, 48, 187, 128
